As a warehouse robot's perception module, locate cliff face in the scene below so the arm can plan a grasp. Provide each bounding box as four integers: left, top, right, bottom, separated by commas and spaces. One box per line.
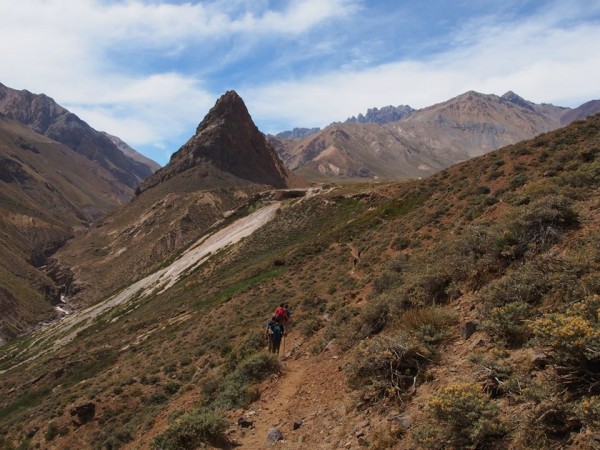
139, 91, 292, 193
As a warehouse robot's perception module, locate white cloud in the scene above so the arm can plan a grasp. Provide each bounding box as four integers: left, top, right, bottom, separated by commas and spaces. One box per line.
247, 5, 600, 131
65, 73, 215, 155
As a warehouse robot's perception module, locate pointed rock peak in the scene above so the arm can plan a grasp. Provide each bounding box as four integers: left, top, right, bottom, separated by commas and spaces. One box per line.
196, 90, 249, 134
217, 90, 243, 105
137, 91, 295, 193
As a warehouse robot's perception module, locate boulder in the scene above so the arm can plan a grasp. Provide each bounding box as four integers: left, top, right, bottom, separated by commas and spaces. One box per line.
462, 321, 479, 340
70, 402, 95, 426
267, 427, 284, 444
237, 417, 253, 428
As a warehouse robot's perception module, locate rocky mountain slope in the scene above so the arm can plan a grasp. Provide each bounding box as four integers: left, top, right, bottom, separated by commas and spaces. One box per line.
0, 114, 143, 342
50, 91, 303, 309
0, 82, 158, 190
560, 99, 600, 125
272, 90, 599, 182
1, 109, 599, 449
100, 131, 161, 173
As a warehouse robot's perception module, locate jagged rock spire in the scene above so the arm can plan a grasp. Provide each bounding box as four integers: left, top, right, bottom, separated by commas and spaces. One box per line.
138, 90, 291, 193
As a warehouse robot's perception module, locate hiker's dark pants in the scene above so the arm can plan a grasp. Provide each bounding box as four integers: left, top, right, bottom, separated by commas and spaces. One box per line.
270, 337, 281, 354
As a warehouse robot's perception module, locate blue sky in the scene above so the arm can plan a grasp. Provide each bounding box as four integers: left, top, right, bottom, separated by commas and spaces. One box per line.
1, 0, 599, 166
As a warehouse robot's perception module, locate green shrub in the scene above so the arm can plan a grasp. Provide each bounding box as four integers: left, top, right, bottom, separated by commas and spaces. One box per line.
577, 396, 600, 428
230, 352, 280, 385
504, 195, 578, 257
532, 295, 600, 393
353, 299, 389, 338
101, 425, 134, 449
144, 392, 167, 405
482, 301, 531, 346
345, 334, 431, 405
413, 382, 504, 448
478, 265, 550, 306
399, 306, 455, 350
391, 236, 410, 250
532, 295, 600, 366
44, 423, 59, 442
223, 330, 266, 373
151, 410, 227, 450
164, 382, 181, 396
218, 353, 280, 409
299, 317, 322, 338
469, 352, 518, 399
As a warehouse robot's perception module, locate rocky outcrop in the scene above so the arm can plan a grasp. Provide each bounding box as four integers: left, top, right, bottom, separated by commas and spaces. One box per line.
70, 403, 96, 426
138, 90, 294, 193
345, 104, 415, 125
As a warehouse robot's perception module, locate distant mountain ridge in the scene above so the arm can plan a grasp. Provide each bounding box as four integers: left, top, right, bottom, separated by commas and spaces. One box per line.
276, 127, 321, 140
100, 131, 161, 173
560, 99, 600, 125
345, 104, 415, 125
0, 82, 158, 189
273, 90, 600, 181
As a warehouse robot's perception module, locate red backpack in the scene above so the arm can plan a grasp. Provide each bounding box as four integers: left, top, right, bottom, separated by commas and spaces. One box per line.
274, 306, 288, 322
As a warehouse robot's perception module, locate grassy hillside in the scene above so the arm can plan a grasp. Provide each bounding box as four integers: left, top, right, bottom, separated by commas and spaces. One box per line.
1, 114, 599, 449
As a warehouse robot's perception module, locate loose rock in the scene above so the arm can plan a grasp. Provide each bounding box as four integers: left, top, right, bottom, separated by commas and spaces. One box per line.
70, 402, 95, 426
267, 427, 284, 444
237, 417, 253, 428
462, 321, 479, 340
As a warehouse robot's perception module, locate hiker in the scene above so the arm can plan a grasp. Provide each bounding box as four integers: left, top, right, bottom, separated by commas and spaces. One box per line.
266, 316, 285, 354
274, 303, 291, 325
284, 303, 292, 323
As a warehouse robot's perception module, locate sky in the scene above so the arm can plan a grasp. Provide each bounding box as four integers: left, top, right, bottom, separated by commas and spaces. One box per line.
0, 0, 599, 166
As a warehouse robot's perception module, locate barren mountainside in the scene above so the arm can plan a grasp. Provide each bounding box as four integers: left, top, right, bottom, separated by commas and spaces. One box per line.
0, 115, 137, 341
0, 82, 158, 190
275, 90, 599, 182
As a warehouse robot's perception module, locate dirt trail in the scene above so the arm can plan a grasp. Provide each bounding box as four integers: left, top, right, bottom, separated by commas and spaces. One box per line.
229, 333, 357, 449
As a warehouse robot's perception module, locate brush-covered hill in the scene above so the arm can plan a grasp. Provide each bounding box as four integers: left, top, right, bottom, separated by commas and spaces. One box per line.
49, 91, 303, 308
272, 90, 599, 182
0, 114, 140, 342
1, 114, 600, 449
